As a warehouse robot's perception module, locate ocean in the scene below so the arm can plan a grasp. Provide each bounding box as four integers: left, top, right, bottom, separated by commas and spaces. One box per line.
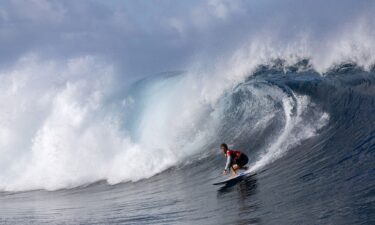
1, 61, 374, 224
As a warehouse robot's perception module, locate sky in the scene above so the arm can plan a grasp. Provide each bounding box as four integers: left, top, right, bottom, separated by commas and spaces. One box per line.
0, 0, 374, 79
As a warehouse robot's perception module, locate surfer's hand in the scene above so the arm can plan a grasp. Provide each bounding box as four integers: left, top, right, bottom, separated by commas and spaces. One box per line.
222, 170, 228, 175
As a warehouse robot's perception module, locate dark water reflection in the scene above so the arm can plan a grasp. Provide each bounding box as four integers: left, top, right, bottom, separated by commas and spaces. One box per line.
217, 175, 260, 225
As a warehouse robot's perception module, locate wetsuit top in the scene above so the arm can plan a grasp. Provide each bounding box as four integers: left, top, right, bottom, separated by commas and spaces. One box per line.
224, 150, 241, 171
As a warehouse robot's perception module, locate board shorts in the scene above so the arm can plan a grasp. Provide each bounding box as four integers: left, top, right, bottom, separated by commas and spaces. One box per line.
234, 153, 248, 168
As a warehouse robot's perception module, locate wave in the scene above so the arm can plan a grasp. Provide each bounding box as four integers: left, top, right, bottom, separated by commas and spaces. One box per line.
4, 53, 375, 192
0, 52, 350, 192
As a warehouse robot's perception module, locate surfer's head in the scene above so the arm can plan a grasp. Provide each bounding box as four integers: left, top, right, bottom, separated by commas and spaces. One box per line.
220, 143, 228, 154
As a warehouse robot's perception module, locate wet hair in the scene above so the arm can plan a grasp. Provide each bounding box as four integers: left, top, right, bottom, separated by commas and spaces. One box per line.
220, 143, 228, 152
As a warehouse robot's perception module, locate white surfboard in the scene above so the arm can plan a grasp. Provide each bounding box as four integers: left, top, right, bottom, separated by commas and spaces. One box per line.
212, 172, 246, 185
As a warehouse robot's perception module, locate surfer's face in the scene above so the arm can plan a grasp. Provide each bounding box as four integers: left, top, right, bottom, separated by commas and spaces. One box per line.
221, 147, 226, 155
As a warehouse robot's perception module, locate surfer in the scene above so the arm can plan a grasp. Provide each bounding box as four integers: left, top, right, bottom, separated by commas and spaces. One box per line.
221, 143, 249, 177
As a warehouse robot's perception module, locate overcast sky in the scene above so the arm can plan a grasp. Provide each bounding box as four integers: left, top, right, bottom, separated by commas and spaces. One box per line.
0, 0, 374, 79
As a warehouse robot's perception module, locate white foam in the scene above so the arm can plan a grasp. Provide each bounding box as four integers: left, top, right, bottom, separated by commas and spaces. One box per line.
0, 56, 184, 191
0, 56, 224, 191
249, 94, 329, 173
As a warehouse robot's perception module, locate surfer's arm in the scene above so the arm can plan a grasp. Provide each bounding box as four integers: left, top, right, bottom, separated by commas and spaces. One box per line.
224, 155, 232, 172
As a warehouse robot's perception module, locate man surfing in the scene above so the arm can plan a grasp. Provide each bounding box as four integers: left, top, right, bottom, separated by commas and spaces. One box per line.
221, 143, 249, 177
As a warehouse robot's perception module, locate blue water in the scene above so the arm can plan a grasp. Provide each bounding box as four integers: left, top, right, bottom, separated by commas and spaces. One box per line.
1, 62, 375, 224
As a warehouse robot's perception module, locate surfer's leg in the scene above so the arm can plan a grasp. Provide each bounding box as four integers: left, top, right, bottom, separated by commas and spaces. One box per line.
237, 154, 249, 170
231, 164, 239, 177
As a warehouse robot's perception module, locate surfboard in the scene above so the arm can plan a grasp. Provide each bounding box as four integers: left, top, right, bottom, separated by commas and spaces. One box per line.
212, 172, 246, 185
